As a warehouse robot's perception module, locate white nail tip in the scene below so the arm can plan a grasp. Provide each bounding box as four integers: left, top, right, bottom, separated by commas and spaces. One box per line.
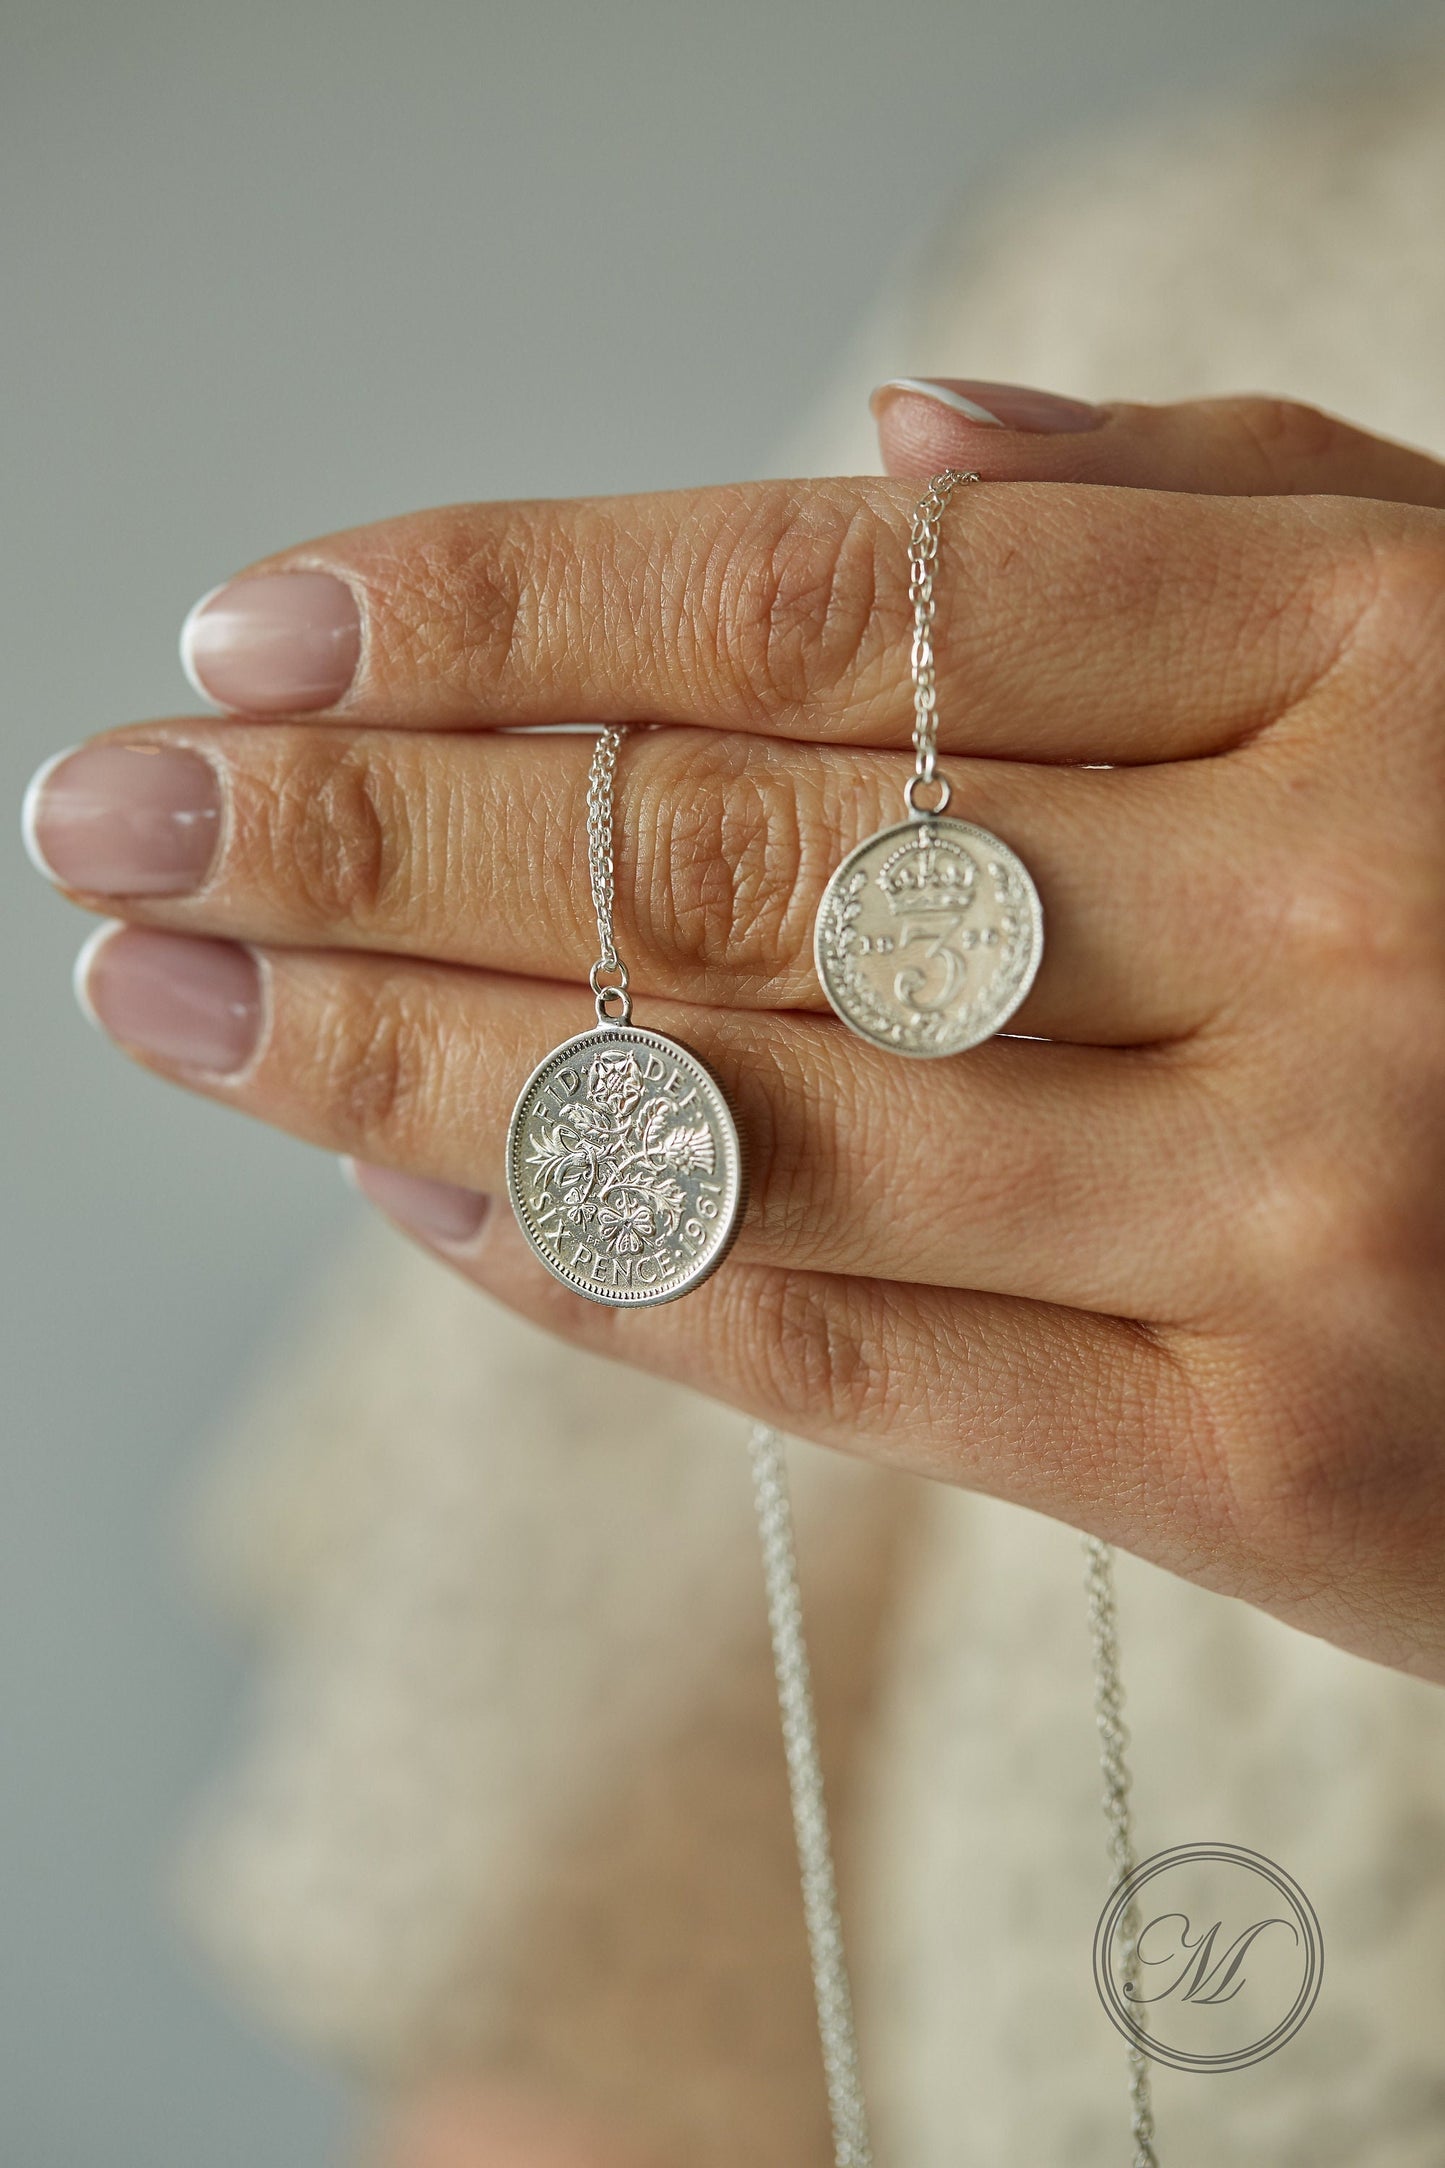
877, 378, 1007, 427
71, 918, 124, 1033
20, 744, 81, 884
179, 582, 226, 707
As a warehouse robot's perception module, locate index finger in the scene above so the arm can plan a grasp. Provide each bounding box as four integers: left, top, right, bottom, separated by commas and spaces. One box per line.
181, 476, 1387, 761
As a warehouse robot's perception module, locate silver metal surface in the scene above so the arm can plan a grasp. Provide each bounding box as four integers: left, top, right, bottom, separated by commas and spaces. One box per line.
815, 813, 1043, 1056
507, 725, 744, 1304
815, 470, 1045, 1056
1082, 1535, 1160, 2167
907, 467, 978, 787
585, 723, 631, 1023
748, 1425, 873, 2168
507, 1022, 744, 1304
748, 1429, 1156, 2166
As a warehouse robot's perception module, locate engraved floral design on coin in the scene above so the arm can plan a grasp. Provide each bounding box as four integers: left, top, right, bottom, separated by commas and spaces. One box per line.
506, 1026, 745, 1304
814, 815, 1044, 1056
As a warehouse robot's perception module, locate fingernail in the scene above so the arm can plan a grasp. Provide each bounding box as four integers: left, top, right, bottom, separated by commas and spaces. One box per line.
24, 741, 223, 896
78, 925, 264, 1075
181, 570, 362, 715
871, 377, 1104, 434
345, 1158, 492, 1247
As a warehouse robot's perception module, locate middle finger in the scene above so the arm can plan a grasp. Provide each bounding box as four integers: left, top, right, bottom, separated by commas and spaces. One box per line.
37, 722, 1259, 1046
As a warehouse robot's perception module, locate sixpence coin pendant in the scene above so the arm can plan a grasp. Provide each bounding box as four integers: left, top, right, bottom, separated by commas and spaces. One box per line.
814, 471, 1044, 1057
506, 728, 746, 1305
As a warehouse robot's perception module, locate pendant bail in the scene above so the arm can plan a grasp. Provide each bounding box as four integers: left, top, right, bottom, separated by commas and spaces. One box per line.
589, 957, 632, 1024
904, 770, 951, 818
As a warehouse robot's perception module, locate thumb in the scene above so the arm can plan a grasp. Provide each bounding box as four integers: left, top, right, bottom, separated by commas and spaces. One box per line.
873, 377, 1445, 508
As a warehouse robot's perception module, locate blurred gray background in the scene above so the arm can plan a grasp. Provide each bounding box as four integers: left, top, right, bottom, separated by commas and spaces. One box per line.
2, 2, 1437, 2161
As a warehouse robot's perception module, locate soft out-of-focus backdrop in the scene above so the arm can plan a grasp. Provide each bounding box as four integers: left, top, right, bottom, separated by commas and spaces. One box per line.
2, 3, 1438, 2161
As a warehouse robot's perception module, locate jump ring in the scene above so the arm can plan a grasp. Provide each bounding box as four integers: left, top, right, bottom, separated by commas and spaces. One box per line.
905, 771, 952, 817
588, 959, 630, 997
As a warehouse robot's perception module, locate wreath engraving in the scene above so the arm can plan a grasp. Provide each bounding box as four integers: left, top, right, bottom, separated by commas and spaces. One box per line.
821, 849, 1031, 1050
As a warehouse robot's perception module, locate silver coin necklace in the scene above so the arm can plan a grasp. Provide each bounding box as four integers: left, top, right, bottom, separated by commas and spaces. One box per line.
814, 469, 1045, 1056
506, 725, 746, 1306
768, 475, 1157, 2164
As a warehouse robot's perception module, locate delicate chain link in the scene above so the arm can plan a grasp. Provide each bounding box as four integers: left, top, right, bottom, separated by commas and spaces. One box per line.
748, 1433, 1159, 2168
1082, 1536, 1160, 2168
586, 724, 623, 968
742, 481, 1158, 2166
585, 725, 632, 1023
909, 468, 979, 792
748, 1425, 873, 2168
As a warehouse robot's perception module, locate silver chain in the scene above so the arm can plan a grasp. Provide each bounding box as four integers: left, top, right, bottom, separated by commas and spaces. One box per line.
748, 1424, 1157, 2167
748, 1425, 873, 2168
1082, 1535, 1159, 2167
743, 475, 1157, 2166
585, 725, 632, 1024
905, 468, 979, 818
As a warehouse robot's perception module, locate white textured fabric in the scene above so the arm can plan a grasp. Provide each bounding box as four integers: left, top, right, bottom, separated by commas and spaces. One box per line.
182, 60, 1445, 2165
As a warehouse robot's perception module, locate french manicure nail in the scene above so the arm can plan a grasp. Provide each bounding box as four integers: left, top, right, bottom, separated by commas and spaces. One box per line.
181, 570, 362, 715
872, 377, 1104, 434
24, 742, 222, 896
78, 925, 263, 1075
346, 1158, 492, 1246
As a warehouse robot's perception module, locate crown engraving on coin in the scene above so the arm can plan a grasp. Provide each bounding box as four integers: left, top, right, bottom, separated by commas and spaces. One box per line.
876, 830, 979, 915
814, 815, 1044, 1057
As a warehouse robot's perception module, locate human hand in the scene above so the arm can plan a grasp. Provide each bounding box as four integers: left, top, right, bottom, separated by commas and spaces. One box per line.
369, 2079, 669, 2168
25, 384, 1445, 1677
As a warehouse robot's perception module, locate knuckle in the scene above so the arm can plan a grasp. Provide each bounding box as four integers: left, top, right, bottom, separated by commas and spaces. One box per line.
1224, 394, 1351, 480
638, 738, 809, 989
704, 484, 903, 718
733, 1032, 828, 1257
1279, 841, 1445, 989
1376, 526, 1445, 652
745, 1269, 893, 1433
313, 972, 438, 1155
1326, 514, 1445, 683
257, 740, 411, 928
1218, 1364, 1430, 1611
735, 1029, 904, 1279
400, 506, 532, 696
1250, 1139, 1445, 1302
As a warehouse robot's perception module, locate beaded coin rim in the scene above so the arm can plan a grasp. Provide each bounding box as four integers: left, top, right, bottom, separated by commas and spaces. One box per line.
506, 1023, 746, 1306
813, 813, 1045, 1058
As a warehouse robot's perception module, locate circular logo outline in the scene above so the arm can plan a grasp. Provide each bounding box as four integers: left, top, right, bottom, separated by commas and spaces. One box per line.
1092, 1842, 1324, 2073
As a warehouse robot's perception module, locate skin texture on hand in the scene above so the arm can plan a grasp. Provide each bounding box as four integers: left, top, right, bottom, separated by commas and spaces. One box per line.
25, 388, 1445, 1682
370, 2080, 672, 2168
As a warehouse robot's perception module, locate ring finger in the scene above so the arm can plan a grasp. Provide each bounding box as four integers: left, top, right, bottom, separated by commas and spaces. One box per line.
75, 927, 1229, 1321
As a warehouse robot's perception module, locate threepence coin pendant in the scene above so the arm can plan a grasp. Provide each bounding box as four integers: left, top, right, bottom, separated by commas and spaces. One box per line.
814, 468, 1044, 1057
815, 807, 1043, 1056
506, 728, 745, 1305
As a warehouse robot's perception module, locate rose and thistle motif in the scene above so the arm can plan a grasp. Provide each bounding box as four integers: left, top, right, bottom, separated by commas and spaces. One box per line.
508, 1028, 744, 1303
526, 1045, 717, 1258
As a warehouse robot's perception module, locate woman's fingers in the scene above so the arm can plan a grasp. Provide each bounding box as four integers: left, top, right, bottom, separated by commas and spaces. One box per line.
32, 722, 1272, 1047
75, 926, 1226, 1320
177, 477, 1389, 763
874, 381, 1445, 507
375, 1203, 1209, 1559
